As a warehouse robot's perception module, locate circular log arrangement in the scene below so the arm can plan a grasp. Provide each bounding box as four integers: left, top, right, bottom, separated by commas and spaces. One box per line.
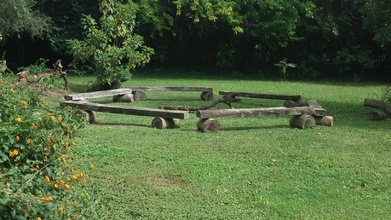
151, 117, 178, 129
290, 114, 316, 129
197, 118, 220, 133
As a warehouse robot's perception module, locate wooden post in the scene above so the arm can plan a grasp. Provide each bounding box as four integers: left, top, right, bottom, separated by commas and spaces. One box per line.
151, 117, 177, 129
75, 109, 96, 123
197, 118, 220, 133
132, 91, 147, 101
290, 114, 316, 129
368, 111, 388, 120
200, 91, 213, 101
315, 116, 334, 126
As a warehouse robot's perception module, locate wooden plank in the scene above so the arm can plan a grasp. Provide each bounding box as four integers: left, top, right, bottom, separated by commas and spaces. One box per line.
196, 106, 316, 119
60, 100, 189, 119
128, 86, 213, 92
64, 88, 133, 100
219, 91, 301, 101
305, 100, 326, 116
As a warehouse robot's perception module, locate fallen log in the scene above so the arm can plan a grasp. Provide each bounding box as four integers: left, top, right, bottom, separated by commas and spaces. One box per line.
368, 111, 388, 120
219, 91, 301, 101
364, 98, 391, 114
196, 106, 315, 119
64, 88, 133, 100
159, 94, 241, 111
197, 118, 220, 133
284, 100, 307, 107
128, 86, 214, 101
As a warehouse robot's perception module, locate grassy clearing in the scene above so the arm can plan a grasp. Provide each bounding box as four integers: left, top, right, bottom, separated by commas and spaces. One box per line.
65, 70, 390, 219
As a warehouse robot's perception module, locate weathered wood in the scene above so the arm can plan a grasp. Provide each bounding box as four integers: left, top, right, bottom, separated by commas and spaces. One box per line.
151, 117, 178, 129
196, 106, 315, 119
159, 94, 241, 111
284, 100, 307, 107
75, 109, 96, 123
368, 111, 388, 120
197, 118, 220, 133
219, 91, 301, 101
290, 114, 316, 129
305, 100, 326, 116
132, 91, 147, 101
129, 86, 213, 92
64, 88, 133, 100
113, 93, 134, 102
364, 98, 391, 114
200, 90, 213, 101
315, 116, 334, 126
60, 100, 189, 119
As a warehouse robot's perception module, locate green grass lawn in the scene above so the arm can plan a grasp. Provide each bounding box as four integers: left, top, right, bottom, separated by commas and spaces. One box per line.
64, 70, 391, 219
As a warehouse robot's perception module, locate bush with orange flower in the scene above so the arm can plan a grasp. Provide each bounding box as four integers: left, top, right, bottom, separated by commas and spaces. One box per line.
0, 75, 101, 219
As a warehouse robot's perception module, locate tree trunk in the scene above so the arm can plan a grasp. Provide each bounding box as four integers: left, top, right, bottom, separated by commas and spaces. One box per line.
290, 114, 316, 129
368, 111, 388, 120
197, 118, 220, 133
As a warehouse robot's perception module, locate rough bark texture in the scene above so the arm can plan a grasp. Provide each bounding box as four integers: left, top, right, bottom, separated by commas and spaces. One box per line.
315, 116, 334, 126
368, 111, 388, 120
290, 114, 316, 129
200, 90, 213, 101
151, 117, 179, 129
132, 91, 147, 101
364, 98, 391, 114
113, 93, 134, 102
197, 118, 220, 133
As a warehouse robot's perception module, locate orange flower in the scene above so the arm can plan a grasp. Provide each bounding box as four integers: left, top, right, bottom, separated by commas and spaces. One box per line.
50, 115, 55, 121
16, 117, 22, 123
44, 156, 49, 162
89, 162, 95, 168
15, 136, 20, 141
20, 100, 27, 105
57, 116, 63, 122
51, 136, 56, 141
27, 138, 31, 144
32, 123, 37, 129
44, 176, 50, 182
9, 150, 18, 157
11, 89, 15, 93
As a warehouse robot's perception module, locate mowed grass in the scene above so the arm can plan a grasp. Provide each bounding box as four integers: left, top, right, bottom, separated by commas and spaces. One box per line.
66, 70, 391, 219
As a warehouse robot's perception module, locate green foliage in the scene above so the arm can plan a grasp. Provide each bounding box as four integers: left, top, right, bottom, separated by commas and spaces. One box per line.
67, 0, 154, 89
274, 58, 296, 79
0, 77, 101, 219
0, 0, 49, 43
18, 58, 52, 75
381, 86, 391, 103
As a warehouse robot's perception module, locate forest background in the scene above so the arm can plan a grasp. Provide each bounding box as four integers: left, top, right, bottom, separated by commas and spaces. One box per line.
0, 0, 390, 81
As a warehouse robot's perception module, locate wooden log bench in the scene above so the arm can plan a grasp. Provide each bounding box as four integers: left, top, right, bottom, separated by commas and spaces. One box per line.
363, 98, 391, 120
196, 100, 332, 132
127, 86, 214, 101
64, 88, 135, 103
60, 100, 189, 129
218, 90, 306, 107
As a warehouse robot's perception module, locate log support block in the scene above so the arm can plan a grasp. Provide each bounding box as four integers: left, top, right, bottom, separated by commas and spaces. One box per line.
200, 91, 213, 101
315, 116, 334, 126
290, 114, 316, 129
132, 91, 147, 101
151, 117, 179, 129
75, 109, 96, 123
197, 118, 220, 133
368, 111, 388, 120
113, 93, 134, 102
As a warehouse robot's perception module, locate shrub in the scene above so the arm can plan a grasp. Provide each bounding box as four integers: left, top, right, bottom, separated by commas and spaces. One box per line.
0, 76, 100, 219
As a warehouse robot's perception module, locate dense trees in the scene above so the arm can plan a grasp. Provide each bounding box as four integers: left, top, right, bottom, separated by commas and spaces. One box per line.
0, 0, 390, 81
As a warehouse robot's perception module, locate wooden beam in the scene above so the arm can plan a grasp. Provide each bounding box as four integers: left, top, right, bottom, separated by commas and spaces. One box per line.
60, 100, 189, 119
196, 106, 316, 119
128, 86, 213, 92
305, 100, 326, 116
64, 88, 133, 100
219, 91, 301, 101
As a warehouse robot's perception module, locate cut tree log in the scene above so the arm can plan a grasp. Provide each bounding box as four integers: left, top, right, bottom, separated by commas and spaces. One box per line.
290, 114, 316, 129
283, 100, 307, 107
151, 117, 178, 129
127, 86, 214, 101
64, 88, 133, 100
60, 100, 189, 119
132, 91, 147, 101
113, 93, 134, 102
219, 91, 301, 101
75, 109, 96, 123
159, 94, 241, 111
201, 90, 213, 101
315, 116, 334, 126
196, 106, 316, 119
363, 98, 391, 114
197, 118, 220, 133
368, 111, 388, 120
